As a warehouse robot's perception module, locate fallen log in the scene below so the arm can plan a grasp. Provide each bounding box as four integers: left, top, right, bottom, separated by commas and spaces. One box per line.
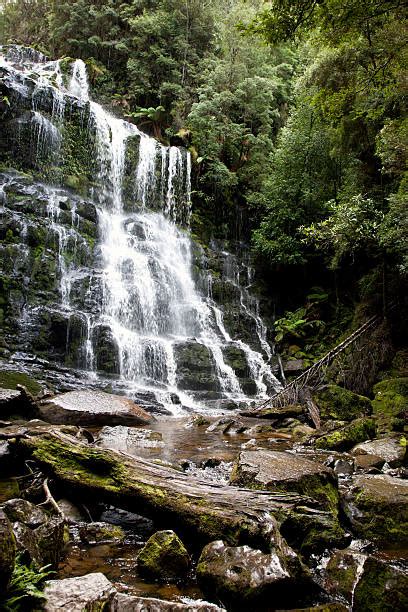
13, 429, 322, 551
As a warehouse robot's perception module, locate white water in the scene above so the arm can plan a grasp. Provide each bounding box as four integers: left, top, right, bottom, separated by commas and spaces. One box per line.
1, 47, 281, 411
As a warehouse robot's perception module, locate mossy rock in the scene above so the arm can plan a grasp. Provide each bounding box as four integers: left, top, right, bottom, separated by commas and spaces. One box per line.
342, 474, 408, 546
0, 509, 15, 592
372, 378, 408, 418
353, 556, 408, 611
280, 509, 350, 556
315, 417, 376, 451
0, 370, 42, 396
137, 530, 190, 582
0, 478, 19, 504
313, 384, 372, 421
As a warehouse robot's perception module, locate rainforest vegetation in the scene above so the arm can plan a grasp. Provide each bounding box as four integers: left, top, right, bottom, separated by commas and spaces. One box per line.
1, 0, 407, 356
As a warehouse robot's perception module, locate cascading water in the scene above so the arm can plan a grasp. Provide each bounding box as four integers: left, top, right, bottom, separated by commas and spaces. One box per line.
0, 46, 281, 412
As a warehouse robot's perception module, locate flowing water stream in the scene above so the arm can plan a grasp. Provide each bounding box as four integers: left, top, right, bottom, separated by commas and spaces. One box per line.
0, 46, 281, 413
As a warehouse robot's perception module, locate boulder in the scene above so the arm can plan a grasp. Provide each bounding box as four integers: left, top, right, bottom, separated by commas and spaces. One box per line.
315, 417, 376, 451
70, 522, 125, 545
0, 509, 15, 592
110, 593, 223, 611
352, 437, 406, 467
56, 499, 86, 523
372, 377, 408, 432
342, 474, 408, 546
279, 509, 350, 556
230, 450, 339, 512
196, 539, 312, 608
137, 530, 190, 582
43, 572, 116, 612
2, 498, 47, 527
323, 549, 367, 603
3, 498, 64, 568
353, 556, 408, 611
0, 370, 43, 396
313, 385, 371, 421
354, 453, 385, 471
38, 390, 152, 426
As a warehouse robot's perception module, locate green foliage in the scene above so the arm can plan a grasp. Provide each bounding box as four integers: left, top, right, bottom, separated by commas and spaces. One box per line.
0, 555, 53, 611
274, 307, 324, 343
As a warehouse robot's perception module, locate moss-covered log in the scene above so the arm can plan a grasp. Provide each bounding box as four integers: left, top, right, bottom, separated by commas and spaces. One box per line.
14, 430, 319, 551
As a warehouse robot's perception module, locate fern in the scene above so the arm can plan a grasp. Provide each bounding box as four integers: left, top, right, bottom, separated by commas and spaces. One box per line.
0, 555, 54, 612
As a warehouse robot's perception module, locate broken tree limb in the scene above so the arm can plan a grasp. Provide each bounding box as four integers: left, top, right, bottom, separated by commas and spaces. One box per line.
13, 429, 323, 551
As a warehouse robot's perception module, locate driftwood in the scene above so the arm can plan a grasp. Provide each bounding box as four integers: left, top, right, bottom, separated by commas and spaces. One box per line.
14, 430, 322, 551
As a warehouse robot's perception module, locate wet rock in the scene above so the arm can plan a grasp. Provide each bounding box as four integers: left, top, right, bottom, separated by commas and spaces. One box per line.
99, 507, 154, 537
0, 440, 12, 470
39, 390, 152, 426
280, 508, 350, 556
352, 437, 406, 467
315, 417, 376, 451
57, 499, 86, 523
197, 539, 312, 608
313, 384, 372, 421
230, 450, 339, 511
71, 522, 125, 545
333, 459, 354, 476
110, 593, 223, 611
174, 342, 220, 393
0, 509, 15, 592
3, 498, 64, 568
0, 386, 37, 418
96, 425, 163, 454
342, 474, 408, 546
43, 572, 116, 612
353, 556, 408, 611
206, 417, 245, 434
137, 530, 190, 582
2, 498, 47, 527
323, 548, 366, 603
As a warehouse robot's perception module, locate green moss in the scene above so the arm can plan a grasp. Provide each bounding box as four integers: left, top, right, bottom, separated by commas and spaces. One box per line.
313, 384, 372, 421
281, 509, 349, 556
372, 378, 408, 417
137, 530, 190, 582
315, 417, 376, 451
0, 370, 42, 396
353, 557, 408, 611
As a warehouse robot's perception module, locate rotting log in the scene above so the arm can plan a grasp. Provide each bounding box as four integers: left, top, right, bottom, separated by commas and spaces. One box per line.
12, 430, 323, 551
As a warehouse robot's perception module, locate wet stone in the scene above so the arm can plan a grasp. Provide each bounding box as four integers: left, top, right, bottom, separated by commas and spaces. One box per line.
111, 593, 224, 611
39, 390, 152, 426
137, 530, 190, 583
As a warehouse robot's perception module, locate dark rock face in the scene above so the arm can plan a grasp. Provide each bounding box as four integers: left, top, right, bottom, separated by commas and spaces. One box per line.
174, 342, 220, 393
196, 539, 313, 608
137, 530, 190, 582
38, 390, 152, 426
341, 474, 408, 546
0, 509, 15, 592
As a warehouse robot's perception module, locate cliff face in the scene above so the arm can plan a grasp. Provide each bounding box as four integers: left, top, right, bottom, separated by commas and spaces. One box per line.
0, 46, 280, 411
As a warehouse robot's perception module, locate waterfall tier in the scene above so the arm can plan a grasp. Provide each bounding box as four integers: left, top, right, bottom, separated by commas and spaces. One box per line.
0, 46, 281, 413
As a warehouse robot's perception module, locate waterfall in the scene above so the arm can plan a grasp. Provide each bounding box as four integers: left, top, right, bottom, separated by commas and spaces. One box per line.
0, 45, 281, 412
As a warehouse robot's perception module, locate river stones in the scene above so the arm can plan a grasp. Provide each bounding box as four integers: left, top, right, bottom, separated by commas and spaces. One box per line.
196, 539, 312, 607
313, 384, 372, 421
352, 437, 406, 467
111, 593, 223, 611
323, 548, 367, 604
0, 509, 15, 592
43, 572, 116, 612
38, 390, 152, 426
137, 530, 190, 582
230, 450, 338, 511
353, 556, 408, 611
342, 474, 408, 546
